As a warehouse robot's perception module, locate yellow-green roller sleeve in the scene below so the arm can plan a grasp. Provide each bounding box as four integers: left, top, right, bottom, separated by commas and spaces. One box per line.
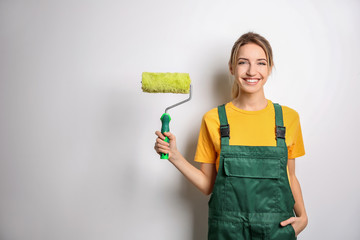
141, 72, 191, 159
142, 72, 190, 93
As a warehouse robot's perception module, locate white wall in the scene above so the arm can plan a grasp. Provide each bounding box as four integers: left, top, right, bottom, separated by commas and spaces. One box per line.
1, 0, 359, 239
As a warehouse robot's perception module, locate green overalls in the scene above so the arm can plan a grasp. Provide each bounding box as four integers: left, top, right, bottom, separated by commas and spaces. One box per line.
208, 103, 296, 240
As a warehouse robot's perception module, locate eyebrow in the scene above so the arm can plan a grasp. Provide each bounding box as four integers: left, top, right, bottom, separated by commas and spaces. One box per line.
238, 57, 267, 61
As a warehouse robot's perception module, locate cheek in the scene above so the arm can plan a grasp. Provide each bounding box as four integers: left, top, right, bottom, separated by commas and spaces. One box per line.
235, 66, 247, 75
260, 68, 270, 78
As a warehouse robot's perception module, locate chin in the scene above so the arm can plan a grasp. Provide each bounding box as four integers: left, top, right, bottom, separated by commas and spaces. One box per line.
239, 86, 264, 94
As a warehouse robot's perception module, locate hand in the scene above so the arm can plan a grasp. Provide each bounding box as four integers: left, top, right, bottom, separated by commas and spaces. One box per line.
280, 216, 308, 237
154, 131, 178, 160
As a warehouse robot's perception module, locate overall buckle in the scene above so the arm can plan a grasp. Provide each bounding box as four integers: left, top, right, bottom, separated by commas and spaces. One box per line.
220, 124, 230, 138
276, 126, 286, 139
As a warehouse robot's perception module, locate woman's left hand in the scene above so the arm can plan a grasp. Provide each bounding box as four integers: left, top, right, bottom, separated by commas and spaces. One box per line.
280, 216, 308, 237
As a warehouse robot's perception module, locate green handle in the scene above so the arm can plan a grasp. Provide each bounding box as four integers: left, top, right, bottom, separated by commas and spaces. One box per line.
160, 113, 171, 159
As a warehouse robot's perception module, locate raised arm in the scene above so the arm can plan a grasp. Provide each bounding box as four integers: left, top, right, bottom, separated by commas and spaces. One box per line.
154, 131, 217, 195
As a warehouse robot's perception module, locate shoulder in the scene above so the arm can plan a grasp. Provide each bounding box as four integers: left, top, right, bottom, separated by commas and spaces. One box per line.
280, 104, 301, 126
202, 107, 220, 127
281, 105, 300, 118
202, 103, 232, 123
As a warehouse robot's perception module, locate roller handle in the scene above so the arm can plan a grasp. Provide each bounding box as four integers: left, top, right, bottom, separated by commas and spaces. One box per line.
160, 113, 171, 159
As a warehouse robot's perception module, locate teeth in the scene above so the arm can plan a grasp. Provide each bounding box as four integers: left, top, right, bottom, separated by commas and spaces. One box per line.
245, 79, 259, 83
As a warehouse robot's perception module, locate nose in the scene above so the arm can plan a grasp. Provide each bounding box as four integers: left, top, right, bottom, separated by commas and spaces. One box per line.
246, 63, 257, 76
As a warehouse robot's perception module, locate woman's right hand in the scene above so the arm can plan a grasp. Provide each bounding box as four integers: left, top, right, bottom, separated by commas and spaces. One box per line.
154, 131, 217, 195
154, 131, 178, 160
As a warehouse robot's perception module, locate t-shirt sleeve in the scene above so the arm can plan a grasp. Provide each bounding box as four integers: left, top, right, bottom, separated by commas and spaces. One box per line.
287, 112, 305, 159
194, 113, 217, 164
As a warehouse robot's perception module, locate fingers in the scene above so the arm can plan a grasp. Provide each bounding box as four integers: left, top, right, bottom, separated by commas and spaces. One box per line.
156, 137, 170, 148
280, 217, 296, 227
155, 131, 165, 140
154, 131, 170, 154
155, 131, 176, 141
154, 145, 169, 155
154, 131, 177, 158
163, 131, 175, 140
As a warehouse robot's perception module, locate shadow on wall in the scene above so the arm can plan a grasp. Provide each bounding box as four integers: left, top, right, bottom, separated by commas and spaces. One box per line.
179, 71, 232, 240
212, 70, 233, 105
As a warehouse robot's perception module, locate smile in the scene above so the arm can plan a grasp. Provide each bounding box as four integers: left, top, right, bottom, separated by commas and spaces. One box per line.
243, 78, 261, 85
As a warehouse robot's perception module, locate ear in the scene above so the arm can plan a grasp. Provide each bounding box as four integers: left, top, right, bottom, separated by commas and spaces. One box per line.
228, 62, 234, 75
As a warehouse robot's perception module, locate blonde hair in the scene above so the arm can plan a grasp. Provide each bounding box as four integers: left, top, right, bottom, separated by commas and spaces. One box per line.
229, 32, 274, 99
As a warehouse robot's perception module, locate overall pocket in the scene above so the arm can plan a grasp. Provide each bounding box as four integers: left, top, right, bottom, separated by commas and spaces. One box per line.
223, 157, 280, 212
287, 224, 297, 239
224, 157, 280, 179
269, 223, 297, 240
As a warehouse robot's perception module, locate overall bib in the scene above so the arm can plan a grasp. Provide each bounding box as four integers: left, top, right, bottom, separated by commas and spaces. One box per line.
208, 103, 296, 240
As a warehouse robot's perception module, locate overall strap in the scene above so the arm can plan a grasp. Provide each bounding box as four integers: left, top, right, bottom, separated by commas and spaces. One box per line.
218, 104, 230, 146
273, 103, 286, 148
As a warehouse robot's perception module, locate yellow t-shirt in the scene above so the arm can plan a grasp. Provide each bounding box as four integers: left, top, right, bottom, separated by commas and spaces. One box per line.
194, 100, 305, 172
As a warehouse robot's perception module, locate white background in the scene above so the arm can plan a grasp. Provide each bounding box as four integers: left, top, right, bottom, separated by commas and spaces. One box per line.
1, 0, 359, 239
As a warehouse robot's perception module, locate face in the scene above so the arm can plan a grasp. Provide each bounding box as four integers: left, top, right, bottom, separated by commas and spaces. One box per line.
230, 43, 271, 95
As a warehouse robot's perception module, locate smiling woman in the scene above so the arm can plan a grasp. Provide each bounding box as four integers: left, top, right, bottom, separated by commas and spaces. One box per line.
231, 43, 270, 97
229, 32, 274, 103
154, 32, 308, 240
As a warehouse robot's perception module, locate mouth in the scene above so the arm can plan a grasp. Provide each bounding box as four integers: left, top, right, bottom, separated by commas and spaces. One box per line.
243, 78, 261, 85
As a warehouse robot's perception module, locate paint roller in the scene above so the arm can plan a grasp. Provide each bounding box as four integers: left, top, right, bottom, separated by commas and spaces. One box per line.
142, 72, 192, 159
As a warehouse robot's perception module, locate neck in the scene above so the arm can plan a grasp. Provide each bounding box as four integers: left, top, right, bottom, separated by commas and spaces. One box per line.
232, 91, 268, 111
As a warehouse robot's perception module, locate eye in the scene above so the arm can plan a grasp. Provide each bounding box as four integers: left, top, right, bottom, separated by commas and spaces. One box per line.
258, 62, 267, 66
238, 61, 247, 65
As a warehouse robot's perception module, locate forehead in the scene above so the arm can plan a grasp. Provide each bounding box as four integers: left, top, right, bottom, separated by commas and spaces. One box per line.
237, 43, 266, 59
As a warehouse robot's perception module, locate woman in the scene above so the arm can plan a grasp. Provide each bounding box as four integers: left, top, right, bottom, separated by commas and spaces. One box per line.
154, 32, 308, 239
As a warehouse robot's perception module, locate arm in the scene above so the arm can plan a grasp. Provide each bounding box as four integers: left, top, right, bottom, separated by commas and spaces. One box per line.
280, 158, 308, 236
154, 131, 217, 195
